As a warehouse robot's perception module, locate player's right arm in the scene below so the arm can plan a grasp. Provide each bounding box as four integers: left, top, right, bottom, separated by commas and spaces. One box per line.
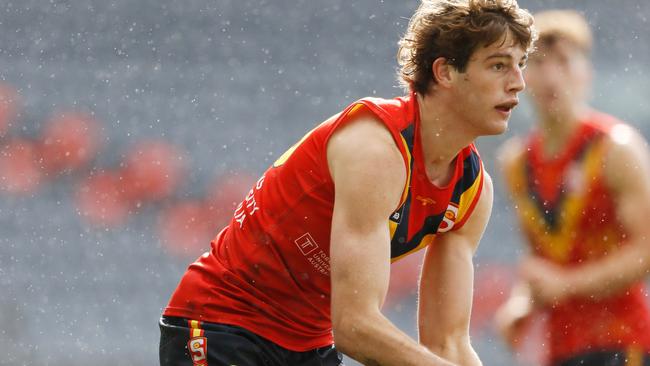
327, 114, 455, 366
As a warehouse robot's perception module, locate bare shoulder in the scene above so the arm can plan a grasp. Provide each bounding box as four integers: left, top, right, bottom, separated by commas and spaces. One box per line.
603, 123, 649, 162
481, 171, 494, 204
462, 171, 494, 236
326, 112, 405, 183
327, 112, 400, 157
602, 123, 650, 191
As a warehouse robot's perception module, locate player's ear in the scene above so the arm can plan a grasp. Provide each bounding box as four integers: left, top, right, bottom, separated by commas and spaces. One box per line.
431, 57, 454, 88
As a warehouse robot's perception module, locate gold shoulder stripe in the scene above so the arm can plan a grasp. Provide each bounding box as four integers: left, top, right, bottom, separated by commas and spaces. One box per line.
456, 167, 483, 223
397, 132, 413, 207
272, 127, 317, 168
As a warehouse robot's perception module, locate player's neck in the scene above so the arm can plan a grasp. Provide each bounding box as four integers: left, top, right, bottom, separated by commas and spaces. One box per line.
416, 92, 475, 186
538, 102, 589, 158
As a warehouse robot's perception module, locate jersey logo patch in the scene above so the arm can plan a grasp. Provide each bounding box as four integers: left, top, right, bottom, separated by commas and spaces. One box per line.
390, 205, 404, 224
188, 336, 208, 366
294, 233, 319, 256
416, 195, 436, 206
437, 203, 459, 233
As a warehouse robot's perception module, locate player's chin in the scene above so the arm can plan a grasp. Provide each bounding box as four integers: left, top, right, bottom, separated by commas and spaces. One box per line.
479, 119, 509, 136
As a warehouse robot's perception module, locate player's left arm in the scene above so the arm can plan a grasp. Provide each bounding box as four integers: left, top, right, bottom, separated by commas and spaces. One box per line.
524, 126, 650, 301
571, 126, 650, 297
418, 172, 493, 366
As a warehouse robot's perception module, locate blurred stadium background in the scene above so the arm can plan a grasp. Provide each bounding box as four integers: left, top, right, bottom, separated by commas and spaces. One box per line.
0, 0, 648, 365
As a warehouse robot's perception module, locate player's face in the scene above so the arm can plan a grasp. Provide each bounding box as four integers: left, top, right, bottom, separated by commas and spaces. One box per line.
524, 38, 591, 118
449, 32, 527, 136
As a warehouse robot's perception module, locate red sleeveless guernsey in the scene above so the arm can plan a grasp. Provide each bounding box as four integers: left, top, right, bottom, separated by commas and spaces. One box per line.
506, 110, 650, 364
163, 93, 485, 351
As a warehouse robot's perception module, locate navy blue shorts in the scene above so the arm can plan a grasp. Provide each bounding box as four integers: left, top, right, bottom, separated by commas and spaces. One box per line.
159, 316, 343, 366
556, 349, 650, 366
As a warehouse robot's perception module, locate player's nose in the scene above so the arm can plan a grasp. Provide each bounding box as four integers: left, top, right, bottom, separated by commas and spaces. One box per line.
508, 67, 526, 94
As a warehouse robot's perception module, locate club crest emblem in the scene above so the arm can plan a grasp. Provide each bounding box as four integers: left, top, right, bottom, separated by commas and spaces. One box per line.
188, 336, 208, 366
437, 203, 459, 233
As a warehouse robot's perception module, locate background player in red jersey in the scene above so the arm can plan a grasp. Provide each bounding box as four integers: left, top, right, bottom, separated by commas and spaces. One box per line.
160, 1, 534, 365
495, 10, 650, 366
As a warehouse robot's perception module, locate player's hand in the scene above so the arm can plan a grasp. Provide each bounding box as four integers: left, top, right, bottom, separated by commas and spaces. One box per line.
494, 282, 533, 349
519, 256, 574, 306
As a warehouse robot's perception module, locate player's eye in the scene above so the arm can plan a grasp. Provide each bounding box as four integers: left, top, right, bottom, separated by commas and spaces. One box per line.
492, 62, 505, 71
519, 60, 528, 70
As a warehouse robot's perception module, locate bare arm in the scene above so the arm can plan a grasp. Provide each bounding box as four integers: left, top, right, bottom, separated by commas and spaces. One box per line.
522, 126, 650, 302
565, 127, 650, 297
328, 115, 455, 366
418, 172, 493, 366
493, 281, 534, 349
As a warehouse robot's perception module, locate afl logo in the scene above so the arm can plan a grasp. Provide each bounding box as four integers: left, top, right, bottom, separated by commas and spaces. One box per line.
437, 203, 459, 233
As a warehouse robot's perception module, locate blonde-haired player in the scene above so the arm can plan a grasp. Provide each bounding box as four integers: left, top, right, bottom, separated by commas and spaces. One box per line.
496, 9, 650, 366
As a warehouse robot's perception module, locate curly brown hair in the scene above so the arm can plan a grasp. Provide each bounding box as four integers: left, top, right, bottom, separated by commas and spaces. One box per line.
397, 0, 536, 95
